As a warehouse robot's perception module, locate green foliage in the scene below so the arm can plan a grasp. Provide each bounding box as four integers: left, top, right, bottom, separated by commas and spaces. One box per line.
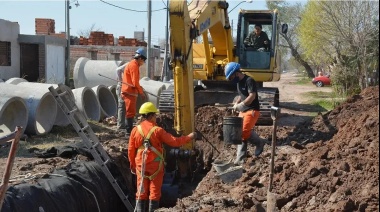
299, 1, 379, 92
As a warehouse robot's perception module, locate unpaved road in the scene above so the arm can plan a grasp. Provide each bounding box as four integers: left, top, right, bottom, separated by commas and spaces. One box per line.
265, 72, 332, 126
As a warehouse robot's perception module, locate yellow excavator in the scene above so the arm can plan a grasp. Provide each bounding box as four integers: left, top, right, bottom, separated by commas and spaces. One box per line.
160, 0, 288, 136
158, 0, 287, 205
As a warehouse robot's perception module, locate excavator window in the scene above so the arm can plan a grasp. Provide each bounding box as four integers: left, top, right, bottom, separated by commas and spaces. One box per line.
236, 12, 277, 70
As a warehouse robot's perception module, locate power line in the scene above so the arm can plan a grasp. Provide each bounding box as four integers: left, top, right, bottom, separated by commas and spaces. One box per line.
99, 0, 166, 12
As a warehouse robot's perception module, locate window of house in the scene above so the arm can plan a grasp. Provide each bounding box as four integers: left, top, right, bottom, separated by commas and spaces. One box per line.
0, 41, 11, 66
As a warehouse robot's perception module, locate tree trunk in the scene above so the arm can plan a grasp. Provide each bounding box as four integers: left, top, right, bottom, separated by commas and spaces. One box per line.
281, 33, 315, 78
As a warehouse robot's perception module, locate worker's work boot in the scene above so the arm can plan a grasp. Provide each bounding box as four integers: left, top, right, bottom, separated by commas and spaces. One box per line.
234, 141, 247, 165
136, 199, 147, 212
148, 200, 159, 212
125, 118, 134, 138
249, 131, 266, 156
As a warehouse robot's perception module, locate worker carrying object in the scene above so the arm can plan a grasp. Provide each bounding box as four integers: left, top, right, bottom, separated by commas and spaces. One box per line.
128, 102, 197, 212
122, 48, 147, 136
224, 62, 269, 165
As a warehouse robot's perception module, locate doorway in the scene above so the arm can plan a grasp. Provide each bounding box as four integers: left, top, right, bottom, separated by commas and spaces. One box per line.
20, 44, 39, 82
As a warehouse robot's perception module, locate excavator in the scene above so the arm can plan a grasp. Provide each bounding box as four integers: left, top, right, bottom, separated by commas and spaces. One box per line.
158, 0, 287, 206
160, 0, 288, 143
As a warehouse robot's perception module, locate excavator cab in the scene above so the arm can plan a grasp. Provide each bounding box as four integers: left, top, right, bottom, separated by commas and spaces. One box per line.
236, 10, 281, 83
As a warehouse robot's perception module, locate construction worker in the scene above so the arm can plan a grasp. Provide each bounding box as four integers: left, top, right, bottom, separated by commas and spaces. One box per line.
224, 62, 268, 165
121, 48, 147, 136
116, 61, 128, 130
128, 102, 196, 212
244, 24, 270, 51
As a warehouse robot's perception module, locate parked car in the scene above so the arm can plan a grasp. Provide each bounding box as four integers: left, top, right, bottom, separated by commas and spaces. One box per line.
312, 75, 331, 87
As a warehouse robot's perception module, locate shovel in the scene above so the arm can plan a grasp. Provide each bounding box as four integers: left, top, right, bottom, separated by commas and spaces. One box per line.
267, 106, 280, 212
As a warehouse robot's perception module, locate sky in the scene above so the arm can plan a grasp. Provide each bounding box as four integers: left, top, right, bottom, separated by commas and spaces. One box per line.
0, 0, 268, 45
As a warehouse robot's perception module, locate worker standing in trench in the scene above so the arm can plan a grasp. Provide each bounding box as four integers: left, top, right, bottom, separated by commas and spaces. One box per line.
128, 102, 197, 211
122, 48, 147, 137
224, 62, 269, 165
116, 61, 128, 130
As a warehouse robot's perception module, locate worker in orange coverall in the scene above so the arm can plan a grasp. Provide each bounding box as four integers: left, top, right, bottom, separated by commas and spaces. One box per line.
128, 102, 196, 212
121, 48, 147, 136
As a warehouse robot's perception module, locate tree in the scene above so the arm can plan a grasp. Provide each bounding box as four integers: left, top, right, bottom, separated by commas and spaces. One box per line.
77, 23, 102, 38
299, 1, 379, 93
266, 0, 316, 78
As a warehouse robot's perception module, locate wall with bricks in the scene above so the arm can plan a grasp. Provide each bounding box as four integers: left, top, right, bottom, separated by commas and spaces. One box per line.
34, 18, 163, 79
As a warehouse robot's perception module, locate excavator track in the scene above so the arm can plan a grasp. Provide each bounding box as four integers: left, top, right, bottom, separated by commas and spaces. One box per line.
159, 84, 278, 126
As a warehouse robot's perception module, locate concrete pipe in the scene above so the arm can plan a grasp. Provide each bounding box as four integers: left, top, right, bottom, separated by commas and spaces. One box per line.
140, 77, 168, 90
0, 96, 28, 137
13, 82, 73, 127
0, 83, 57, 135
73, 57, 124, 88
108, 85, 117, 103
139, 78, 166, 108
92, 85, 117, 119
5, 77, 28, 85
72, 87, 101, 121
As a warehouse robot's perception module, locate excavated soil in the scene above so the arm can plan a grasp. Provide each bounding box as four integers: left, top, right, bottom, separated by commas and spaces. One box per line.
156, 86, 379, 212
1, 77, 378, 211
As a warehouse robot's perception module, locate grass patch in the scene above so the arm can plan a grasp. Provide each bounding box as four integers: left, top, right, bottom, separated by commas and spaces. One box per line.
294, 77, 312, 85
302, 91, 346, 111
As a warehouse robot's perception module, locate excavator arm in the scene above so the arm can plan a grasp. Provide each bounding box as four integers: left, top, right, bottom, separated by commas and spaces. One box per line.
168, 0, 236, 136
168, 0, 195, 137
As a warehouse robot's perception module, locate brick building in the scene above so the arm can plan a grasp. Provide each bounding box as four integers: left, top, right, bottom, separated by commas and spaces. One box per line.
0, 18, 163, 82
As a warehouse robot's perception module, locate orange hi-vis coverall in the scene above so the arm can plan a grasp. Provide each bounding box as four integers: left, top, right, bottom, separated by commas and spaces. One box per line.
121, 59, 144, 118
128, 120, 192, 201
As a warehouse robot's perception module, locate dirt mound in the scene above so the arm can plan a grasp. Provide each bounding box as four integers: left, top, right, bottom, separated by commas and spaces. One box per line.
158, 86, 379, 211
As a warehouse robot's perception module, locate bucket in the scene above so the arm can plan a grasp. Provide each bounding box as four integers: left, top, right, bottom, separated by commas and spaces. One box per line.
216, 166, 243, 184
212, 160, 233, 174
223, 117, 243, 145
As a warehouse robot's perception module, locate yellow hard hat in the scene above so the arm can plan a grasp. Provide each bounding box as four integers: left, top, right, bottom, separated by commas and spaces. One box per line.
139, 102, 159, 114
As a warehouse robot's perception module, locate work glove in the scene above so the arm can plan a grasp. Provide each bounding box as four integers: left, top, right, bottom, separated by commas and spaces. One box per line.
188, 132, 198, 140
258, 47, 265, 52
233, 102, 250, 112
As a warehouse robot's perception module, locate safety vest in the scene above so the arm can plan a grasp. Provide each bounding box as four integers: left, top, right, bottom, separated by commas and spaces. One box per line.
136, 125, 165, 180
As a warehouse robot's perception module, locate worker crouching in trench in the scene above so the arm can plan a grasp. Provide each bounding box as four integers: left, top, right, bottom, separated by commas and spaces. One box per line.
128, 102, 196, 212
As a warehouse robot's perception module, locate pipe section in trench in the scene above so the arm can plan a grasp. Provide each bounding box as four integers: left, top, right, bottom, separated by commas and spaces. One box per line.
0, 95, 28, 137
72, 87, 101, 121
0, 83, 57, 135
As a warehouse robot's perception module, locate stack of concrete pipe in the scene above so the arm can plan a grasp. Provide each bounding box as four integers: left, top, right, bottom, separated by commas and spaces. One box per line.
6, 78, 72, 127
0, 83, 57, 135
73, 57, 172, 115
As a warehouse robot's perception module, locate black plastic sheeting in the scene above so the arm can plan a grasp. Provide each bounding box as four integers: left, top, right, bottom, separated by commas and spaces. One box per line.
1, 146, 135, 212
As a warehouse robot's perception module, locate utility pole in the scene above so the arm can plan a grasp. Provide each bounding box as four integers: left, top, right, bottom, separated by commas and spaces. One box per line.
147, 0, 152, 78
65, 0, 71, 86
163, 0, 169, 81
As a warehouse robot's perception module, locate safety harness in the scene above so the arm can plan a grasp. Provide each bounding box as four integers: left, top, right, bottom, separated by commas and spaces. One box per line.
136, 125, 165, 180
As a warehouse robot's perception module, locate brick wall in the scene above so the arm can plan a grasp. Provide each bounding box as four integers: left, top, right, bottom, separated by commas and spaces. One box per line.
35, 18, 161, 79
